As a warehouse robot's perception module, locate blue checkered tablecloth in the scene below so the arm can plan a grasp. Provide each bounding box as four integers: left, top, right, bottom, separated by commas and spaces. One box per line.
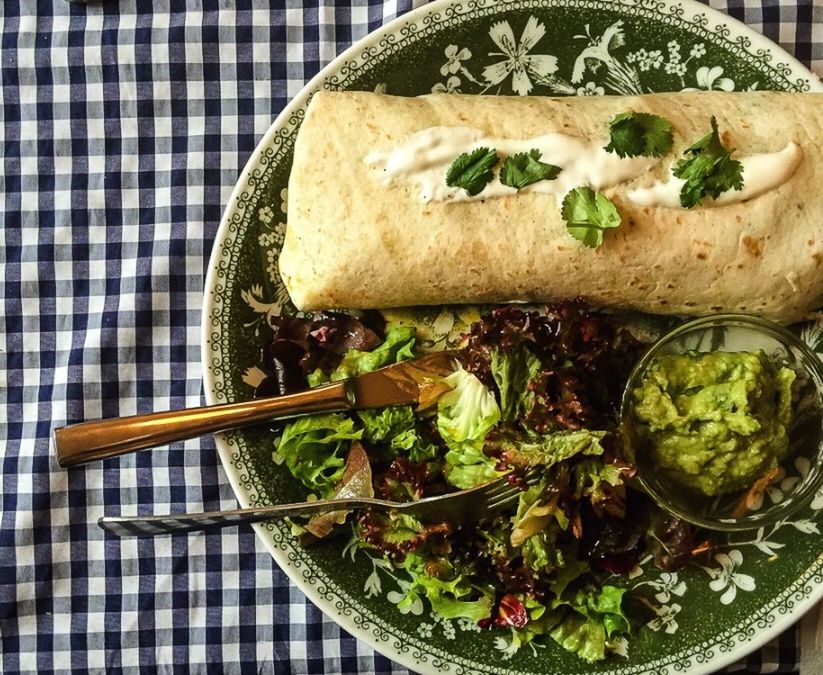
0, 1, 820, 673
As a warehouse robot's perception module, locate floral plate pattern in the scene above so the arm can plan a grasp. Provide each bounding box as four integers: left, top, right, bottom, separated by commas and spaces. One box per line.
202, 1, 823, 673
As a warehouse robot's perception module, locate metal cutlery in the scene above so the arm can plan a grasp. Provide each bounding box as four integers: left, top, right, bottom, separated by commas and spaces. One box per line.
98, 469, 539, 537
53, 351, 456, 467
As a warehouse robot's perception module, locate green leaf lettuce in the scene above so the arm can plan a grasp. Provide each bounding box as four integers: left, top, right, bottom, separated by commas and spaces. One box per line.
491, 429, 607, 469
277, 413, 363, 497
357, 405, 439, 462
444, 443, 503, 489
436, 366, 502, 489
547, 585, 631, 662
310, 326, 417, 386
437, 366, 501, 447
490, 344, 542, 422
398, 553, 495, 622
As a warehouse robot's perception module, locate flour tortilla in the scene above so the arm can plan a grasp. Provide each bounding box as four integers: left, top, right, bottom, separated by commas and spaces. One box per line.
280, 91, 823, 323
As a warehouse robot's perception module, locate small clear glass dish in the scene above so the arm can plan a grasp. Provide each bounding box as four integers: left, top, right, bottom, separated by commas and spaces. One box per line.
620, 314, 823, 531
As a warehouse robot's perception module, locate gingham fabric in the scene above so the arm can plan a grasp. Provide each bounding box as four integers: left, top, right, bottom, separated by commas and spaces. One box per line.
0, 1, 819, 673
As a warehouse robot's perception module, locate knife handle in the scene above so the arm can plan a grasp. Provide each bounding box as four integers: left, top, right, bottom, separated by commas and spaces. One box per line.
53, 381, 353, 467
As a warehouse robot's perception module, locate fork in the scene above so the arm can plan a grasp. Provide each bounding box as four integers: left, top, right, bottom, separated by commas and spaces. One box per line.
98, 470, 540, 537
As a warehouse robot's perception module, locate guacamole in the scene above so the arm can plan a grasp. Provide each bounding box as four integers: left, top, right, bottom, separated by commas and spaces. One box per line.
630, 350, 796, 496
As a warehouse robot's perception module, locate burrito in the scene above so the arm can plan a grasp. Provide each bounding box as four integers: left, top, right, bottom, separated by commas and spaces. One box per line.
279, 91, 823, 323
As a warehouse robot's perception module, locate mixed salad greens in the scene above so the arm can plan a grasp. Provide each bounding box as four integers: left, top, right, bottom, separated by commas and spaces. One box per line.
254, 301, 696, 663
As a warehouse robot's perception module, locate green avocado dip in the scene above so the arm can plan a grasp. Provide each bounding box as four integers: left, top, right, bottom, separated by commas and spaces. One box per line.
629, 350, 796, 496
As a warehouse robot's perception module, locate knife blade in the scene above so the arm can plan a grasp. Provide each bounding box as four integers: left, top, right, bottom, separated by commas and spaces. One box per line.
346, 350, 457, 408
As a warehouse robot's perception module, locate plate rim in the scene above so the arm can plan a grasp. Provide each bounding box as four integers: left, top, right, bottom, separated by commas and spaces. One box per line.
201, 0, 823, 672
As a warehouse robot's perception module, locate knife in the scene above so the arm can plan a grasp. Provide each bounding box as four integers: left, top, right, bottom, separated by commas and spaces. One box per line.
53, 351, 457, 467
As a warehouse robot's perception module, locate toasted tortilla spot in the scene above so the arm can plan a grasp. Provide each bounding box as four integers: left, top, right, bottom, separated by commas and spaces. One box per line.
742, 235, 764, 258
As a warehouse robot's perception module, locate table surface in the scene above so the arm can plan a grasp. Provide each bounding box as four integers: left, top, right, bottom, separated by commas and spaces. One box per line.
1, 1, 821, 673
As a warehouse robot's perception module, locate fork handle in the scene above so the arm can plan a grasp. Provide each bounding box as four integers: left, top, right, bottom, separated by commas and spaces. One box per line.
53, 381, 352, 467
98, 498, 385, 537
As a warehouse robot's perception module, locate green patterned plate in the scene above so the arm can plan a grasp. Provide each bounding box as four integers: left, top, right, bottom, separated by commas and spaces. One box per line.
202, 1, 823, 672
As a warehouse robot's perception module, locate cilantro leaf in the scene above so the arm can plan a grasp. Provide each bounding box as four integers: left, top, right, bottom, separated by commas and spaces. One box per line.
560, 187, 622, 248
499, 149, 561, 189
445, 147, 499, 196
672, 116, 744, 207
604, 112, 673, 158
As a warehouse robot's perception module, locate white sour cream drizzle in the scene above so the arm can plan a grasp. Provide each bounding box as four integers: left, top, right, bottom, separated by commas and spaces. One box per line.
627, 142, 804, 208
366, 126, 658, 203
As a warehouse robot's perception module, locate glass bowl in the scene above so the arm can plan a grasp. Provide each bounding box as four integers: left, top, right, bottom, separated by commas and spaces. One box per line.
620, 314, 823, 531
